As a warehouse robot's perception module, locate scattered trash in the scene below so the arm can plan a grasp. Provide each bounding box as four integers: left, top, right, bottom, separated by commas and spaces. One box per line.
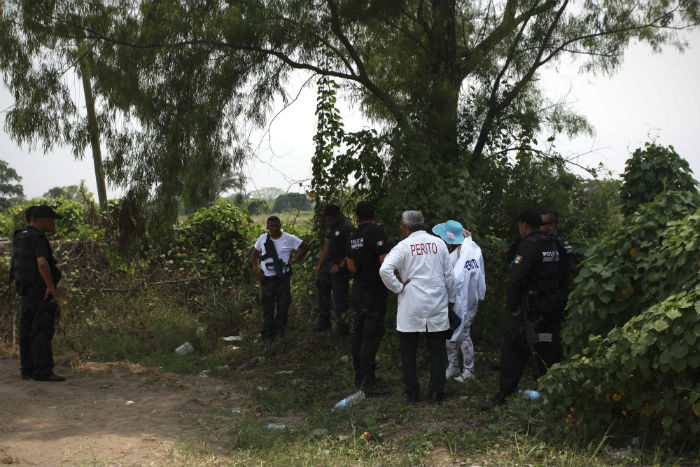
231, 409, 242, 414
257, 386, 268, 391
361, 431, 373, 441
223, 335, 242, 342
338, 435, 350, 441
311, 428, 329, 437
518, 389, 548, 404
238, 355, 260, 371
331, 391, 365, 413
125, 400, 135, 405
216, 446, 223, 450
266, 423, 286, 430
274, 370, 294, 375
339, 355, 350, 363
604, 445, 638, 459
175, 342, 194, 355
518, 389, 540, 400
199, 370, 210, 377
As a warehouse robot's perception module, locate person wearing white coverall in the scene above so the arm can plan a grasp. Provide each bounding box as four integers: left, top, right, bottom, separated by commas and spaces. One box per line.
379, 210, 456, 404
432, 220, 486, 383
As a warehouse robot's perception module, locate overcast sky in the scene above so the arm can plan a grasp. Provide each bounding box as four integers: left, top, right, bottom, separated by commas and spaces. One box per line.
1, 30, 698, 200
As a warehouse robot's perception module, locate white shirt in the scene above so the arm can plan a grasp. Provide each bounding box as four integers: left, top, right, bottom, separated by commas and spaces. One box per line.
449, 238, 486, 341
254, 232, 303, 277
379, 230, 456, 332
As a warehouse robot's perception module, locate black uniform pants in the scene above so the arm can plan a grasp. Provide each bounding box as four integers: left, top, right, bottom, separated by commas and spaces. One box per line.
316, 262, 350, 329
399, 330, 450, 397
261, 274, 292, 339
351, 284, 387, 388
19, 298, 57, 378
497, 316, 561, 398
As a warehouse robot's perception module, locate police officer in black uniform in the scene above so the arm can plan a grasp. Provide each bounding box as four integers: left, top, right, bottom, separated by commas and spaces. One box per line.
480, 208, 563, 410
314, 204, 355, 337
11, 205, 65, 381
346, 201, 390, 396
541, 209, 573, 363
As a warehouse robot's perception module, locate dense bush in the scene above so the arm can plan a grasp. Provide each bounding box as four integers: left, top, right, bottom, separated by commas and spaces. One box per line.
0, 198, 104, 240
541, 200, 700, 449
540, 287, 699, 449
246, 198, 270, 215
620, 143, 698, 216
168, 199, 260, 282
562, 190, 699, 355
272, 192, 312, 212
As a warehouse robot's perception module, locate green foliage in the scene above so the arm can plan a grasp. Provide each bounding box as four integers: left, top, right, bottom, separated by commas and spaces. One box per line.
562, 191, 699, 355
272, 192, 313, 212
42, 181, 94, 204
473, 151, 582, 240
0, 159, 25, 211
245, 198, 270, 215
620, 143, 698, 216
168, 200, 258, 282
540, 288, 699, 449
0, 198, 104, 239
544, 199, 700, 449
567, 178, 624, 240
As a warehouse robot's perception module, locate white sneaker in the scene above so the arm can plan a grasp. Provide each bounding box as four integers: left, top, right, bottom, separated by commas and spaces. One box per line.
445, 365, 460, 379
454, 369, 475, 383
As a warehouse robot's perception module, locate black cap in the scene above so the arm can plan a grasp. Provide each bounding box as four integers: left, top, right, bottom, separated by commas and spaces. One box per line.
515, 208, 544, 227
25, 206, 36, 222
31, 205, 63, 220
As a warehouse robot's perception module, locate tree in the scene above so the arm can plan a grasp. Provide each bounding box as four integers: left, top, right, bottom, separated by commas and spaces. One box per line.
77, 0, 698, 225
248, 187, 286, 203
272, 192, 312, 212
246, 198, 270, 215
0, 159, 24, 211
43, 181, 94, 204
620, 142, 699, 215
0, 1, 110, 210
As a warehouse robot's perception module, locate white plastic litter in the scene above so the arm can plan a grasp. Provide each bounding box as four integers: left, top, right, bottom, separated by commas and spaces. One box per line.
331, 391, 365, 412
175, 342, 194, 355
222, 336, 242, 342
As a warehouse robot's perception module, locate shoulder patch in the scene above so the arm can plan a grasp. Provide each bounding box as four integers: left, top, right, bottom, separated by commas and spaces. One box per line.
513, 255, 523, 265
376, 240, 384, 246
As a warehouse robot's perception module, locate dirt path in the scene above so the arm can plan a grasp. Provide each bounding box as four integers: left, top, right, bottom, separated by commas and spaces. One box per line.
0, 356, 247, 466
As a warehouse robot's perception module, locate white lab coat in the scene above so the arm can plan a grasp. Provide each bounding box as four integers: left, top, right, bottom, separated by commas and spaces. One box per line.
449, 238, 486, 341
380, 230, 456, 332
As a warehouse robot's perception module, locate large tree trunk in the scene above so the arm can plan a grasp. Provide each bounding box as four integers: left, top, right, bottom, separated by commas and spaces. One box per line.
79, 57, 108, 211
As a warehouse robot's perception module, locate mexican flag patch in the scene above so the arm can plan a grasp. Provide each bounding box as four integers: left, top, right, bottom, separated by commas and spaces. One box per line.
513, 255, 523, 264
377, 240, 384, 246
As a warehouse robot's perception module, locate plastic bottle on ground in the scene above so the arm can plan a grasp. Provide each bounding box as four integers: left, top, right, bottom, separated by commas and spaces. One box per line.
518, 389, 540, 400
331, 391, 366, 412
266, 423, 286, 430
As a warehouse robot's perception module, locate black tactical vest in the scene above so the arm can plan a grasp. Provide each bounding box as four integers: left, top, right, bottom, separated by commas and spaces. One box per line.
12, 227, 42, 287
11, 227, 61, 290
523, 232, 562, 315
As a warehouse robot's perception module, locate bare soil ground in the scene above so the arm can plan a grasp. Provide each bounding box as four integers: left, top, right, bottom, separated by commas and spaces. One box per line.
0, 355, 247, 466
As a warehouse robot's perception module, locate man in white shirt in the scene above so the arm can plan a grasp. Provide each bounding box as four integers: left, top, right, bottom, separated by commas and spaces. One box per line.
251, 216, 309, 341
379, 211, 456, 403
